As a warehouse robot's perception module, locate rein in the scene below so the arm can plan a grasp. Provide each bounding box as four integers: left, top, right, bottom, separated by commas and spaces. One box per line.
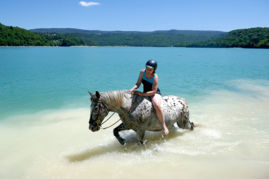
97, 100, 122, 130
95, 91, 133, 130
100, 112, 121, 130
101, 95, 134, 130
101, 116, 121, 129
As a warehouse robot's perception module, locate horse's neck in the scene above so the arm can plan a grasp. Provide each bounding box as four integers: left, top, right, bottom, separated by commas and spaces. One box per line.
101, 90, 128, 112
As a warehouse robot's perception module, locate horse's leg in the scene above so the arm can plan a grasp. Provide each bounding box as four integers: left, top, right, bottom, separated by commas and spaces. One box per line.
113, 123, 129, 145
177, 110, 194, 130
136, 130, 145, 145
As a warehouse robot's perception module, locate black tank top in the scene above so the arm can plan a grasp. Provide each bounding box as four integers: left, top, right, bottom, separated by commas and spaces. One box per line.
141, 71, 161, 95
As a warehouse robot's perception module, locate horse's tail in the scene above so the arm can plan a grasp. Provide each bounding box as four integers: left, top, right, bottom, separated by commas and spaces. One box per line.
177, 98, 194, 130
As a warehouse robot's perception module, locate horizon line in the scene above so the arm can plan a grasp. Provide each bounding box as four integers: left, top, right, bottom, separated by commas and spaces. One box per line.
29, 27, 230, 32
2, 23, 268, 33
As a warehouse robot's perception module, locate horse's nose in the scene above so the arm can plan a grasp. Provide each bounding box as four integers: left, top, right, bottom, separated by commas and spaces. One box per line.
89, 124, 98, 132
89, 124, 94, 131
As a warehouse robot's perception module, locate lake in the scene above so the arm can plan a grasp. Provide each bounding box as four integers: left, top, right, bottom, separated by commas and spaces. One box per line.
0, 47, 269, 178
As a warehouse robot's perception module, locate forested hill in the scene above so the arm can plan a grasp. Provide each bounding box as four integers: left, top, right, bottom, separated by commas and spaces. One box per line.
0, 24, 88, 46
30, 28, 226, 46
187, 27, 269, 48
0, 23, 51, 46
1, 23, 268, 48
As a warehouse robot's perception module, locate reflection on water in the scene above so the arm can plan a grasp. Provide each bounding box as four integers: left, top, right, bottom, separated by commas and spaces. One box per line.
67, 143, 122, 162
66, 128, 191, 162
0, 79, 269, 179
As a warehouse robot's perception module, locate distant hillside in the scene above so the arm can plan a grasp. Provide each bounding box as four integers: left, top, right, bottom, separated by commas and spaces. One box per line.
1, 23, 268, 48
0, 24, 93, 46
0, 23, 51, 46
30, 28, 226, 47
188, 27, 269, 48
31, 28, 102, 34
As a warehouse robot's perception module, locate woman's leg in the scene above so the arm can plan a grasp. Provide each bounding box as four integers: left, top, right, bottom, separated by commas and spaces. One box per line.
152, 94, 169, 135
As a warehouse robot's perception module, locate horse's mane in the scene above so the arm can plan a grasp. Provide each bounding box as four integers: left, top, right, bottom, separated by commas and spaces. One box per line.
100, 90, 128, 108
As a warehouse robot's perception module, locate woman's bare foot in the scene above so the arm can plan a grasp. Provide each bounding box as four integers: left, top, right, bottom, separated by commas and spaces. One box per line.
163, 125, 169, 135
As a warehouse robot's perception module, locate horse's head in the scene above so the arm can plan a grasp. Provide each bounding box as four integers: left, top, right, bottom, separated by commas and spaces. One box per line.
88, 91, 109, 132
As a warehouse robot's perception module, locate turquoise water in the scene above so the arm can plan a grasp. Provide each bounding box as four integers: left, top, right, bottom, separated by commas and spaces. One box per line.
0, 47, 268, 119
1, 47, 269, 179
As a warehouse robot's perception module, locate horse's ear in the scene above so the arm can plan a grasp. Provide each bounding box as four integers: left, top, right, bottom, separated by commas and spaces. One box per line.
88, 91, 94, 97
96, 91, 100, 99
88, 91, 95, 101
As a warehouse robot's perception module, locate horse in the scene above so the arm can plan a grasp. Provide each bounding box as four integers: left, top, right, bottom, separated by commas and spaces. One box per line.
88, 90, 194, 145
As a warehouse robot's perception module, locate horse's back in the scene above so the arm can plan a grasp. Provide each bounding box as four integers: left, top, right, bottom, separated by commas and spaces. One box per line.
130, 95, 186, 117
127, 95, 186, 131
162, 95, 186, 109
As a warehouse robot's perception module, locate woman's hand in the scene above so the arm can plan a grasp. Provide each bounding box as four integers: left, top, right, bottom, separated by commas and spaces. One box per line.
134, 91, 143, 96
129, 88, 135, 94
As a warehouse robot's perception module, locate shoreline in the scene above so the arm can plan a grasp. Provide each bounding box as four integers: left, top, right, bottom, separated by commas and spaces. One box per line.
1, 45, 268, 49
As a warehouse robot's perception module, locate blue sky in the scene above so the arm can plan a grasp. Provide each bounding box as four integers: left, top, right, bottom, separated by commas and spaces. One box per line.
0, 0, 268, 31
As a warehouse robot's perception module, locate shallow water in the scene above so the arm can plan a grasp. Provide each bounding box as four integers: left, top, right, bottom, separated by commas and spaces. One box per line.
0, 47, 269, 178
1, 79, 269, 179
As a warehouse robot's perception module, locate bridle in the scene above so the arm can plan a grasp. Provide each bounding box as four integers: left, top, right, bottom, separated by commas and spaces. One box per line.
93, 100, 109, 128
91, 99, 124, 130
90, 92, 135, 130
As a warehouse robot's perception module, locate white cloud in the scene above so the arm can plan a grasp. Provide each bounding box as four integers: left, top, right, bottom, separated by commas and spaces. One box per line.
79, 1, 100, 7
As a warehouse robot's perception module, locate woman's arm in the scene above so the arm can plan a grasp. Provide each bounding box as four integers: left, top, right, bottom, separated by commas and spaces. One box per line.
130, 70, 144, 92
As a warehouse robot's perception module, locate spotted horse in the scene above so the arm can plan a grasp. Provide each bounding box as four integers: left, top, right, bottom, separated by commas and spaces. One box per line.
88, 90, 194, 145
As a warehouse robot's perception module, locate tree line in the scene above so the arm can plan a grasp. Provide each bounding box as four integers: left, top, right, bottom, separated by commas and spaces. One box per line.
32, 29, 225, 47
185, 28, 269, 48
0, 23, 87, 46
1, 23, 268, 48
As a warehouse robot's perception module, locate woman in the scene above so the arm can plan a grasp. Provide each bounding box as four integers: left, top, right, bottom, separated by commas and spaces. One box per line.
130, 60, 169, 135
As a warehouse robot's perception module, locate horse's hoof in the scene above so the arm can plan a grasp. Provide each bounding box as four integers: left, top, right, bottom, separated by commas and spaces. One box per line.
123, 145, 128, 151
190, 122, 194, 130
137, 140, 147, 146
119, 139, 126, 146
143, 139, 148, 145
